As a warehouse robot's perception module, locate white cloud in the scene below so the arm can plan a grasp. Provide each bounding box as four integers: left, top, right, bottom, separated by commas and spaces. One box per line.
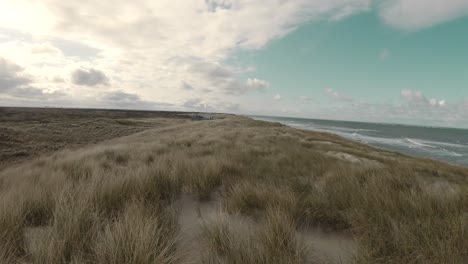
0, 57, 67, 101
315, 90, 467, 127
185, 59, 269, 94
182, 97, 239, 112
0, 0, 372, 109
379, 48, 390, 61
183, 98, 210, 111
326, 88, 340, 98
400, 89, 446, 107
246, 78, 270, 90
379, 0, 468, 31
1, 0, 467, 120
325, 88, 353, 101
274, 94, 281, 101
30, 43, 62, 55
401, 89, 425, 103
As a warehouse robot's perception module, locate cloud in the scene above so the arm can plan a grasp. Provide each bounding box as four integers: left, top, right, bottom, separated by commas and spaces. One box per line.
51, 76, 65, 83
30, 43, 61, 55
325, 88, 339, 98
101, 90, 139, 103
317, 94, 468, 128
325, 88, 353, 101
186, 59, 270, 94
274, 94, 282, 101
0, 57, 32, 91
379, 48, 390, 61
100, 90, 171, 109
400, 89, 446, 107
0, 0, 373, 106
241, 89, 465, 128
246, 78, 270, 90
1, 0, 467, 120
429, 98, 446, 107
180, 82, 194, 90
182, 98, 212, 111
6, 86, 43, 97
0, 57, 65, 100
379, 0, 468, 31
400, 89, 426, 103
71, 68, 108, 86
224, 102, 240, 112
187, 60, 242, 94
314, 89, 466, 127
182, 97, 240, 112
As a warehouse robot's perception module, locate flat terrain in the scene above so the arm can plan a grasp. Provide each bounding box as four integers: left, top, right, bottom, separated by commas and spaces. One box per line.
0, 108, 467, 263
0, 107, 191, 169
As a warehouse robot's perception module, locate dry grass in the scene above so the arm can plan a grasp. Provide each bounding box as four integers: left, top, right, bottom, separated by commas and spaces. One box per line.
0, 113, 467, 263
0, 107, 189, 169
201, 208, 309, 264
223, 181, 298, 218
94, 200, 179, 264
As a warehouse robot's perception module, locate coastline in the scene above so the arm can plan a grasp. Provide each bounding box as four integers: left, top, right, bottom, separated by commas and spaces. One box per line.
251, 115, 468, 168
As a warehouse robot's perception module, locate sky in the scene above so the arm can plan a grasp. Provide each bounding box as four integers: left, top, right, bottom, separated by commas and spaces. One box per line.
1, 0, 468, 128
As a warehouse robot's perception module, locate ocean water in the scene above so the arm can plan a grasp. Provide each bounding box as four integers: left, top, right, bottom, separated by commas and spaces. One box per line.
251, 116, 468, 167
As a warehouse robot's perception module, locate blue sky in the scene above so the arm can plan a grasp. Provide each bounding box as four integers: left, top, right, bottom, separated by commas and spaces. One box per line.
235, 11, 468, 127
1, 1, 468, 127
238, 13, 468, 102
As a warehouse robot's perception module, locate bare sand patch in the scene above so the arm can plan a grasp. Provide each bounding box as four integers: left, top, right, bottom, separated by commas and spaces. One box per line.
176, 193, 357, 263
310, 141, 338, 146
176, 193, 217, 263
176, 192, 260, 263
298, 227, 356, 264
326, 151, 381, 167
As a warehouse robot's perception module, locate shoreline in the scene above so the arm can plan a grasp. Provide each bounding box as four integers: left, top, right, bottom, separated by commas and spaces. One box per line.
251, 115, 468, 168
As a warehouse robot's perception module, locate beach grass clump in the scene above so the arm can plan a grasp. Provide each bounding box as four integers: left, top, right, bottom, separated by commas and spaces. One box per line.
201, 208, 308, 264
93, 200, 180, 264
182, 158, 225, 201
32, 189, 101, 263
0, 193, 27, 260
90, 175, 142, 217
257, 208, 309, 263
139, 164, 182, 202
321, 165, 468, 263
223, 181, 297, 217
21, 184, 56, 227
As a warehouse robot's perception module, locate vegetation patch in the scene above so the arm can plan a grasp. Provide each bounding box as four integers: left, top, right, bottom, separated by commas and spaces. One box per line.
0, 113, 466, 263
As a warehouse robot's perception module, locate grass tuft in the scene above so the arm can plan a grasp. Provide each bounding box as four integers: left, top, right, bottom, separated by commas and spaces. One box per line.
94, 200, 180, 264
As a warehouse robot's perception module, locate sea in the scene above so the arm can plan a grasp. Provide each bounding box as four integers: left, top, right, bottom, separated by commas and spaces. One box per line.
251, 116, 468, 167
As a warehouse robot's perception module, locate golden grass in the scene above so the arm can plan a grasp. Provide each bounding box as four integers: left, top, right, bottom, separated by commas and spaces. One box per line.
0, 114, 467, 263
201, 208, 309, 264
94, 200, 179, 264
